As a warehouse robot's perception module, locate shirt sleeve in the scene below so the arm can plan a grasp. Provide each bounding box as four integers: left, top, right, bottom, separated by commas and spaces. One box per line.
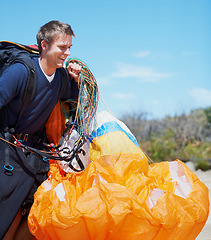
0, 63, 28, 109
60, 75, 79, 102
70, 79, 79, 102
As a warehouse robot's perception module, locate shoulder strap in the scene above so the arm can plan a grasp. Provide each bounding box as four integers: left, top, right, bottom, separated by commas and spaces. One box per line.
15, 60, 37, 129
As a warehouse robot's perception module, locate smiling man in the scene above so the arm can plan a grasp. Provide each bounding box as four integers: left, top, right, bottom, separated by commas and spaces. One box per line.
37, 22, 81, 77
0, 20, 81, 239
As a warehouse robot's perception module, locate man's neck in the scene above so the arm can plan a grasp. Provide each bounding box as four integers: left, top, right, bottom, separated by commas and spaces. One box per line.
38, 57, 56, 76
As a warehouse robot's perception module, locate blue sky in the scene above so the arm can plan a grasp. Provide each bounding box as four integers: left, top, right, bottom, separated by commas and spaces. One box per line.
1, 0, 210, 119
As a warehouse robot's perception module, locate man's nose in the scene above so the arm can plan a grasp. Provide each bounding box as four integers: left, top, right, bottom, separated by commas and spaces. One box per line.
65, 48, 70, 56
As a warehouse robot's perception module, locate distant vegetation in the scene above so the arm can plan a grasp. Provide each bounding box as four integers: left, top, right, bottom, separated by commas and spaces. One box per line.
121, 106, 211, 170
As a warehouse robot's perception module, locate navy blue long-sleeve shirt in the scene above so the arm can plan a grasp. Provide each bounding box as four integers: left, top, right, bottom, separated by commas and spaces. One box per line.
0, 57, 78, 134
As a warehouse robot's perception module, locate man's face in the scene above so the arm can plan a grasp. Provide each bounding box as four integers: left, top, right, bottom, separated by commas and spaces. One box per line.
42, 34, 72, 72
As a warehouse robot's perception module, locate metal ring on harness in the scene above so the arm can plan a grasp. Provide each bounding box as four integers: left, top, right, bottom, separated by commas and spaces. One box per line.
4, 164, 14, 176
4, 164, 14, 171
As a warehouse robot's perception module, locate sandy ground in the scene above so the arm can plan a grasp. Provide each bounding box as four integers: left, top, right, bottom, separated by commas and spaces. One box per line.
194, 169, 211, 240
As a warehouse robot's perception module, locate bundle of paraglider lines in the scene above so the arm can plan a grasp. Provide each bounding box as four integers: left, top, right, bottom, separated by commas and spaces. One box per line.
66, 58, 99, 138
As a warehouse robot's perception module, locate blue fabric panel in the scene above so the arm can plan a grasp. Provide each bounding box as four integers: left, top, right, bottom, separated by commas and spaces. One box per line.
89, 121, 139, 147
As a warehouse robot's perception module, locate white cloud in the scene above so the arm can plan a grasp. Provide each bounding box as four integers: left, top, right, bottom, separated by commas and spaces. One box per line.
189, 88, 211, 106
96, 76, 111, 86
132, 51, 151, 58
112, 93, 137, 100
111, 62, 171, 82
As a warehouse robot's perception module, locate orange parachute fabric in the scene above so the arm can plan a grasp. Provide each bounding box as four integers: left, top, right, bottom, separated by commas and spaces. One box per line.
28, 111, 209, 240
45, 101, 71, 146
45, 101, 66, 146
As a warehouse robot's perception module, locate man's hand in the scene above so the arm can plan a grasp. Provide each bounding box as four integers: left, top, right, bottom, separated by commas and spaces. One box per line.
66, 62, 82, 82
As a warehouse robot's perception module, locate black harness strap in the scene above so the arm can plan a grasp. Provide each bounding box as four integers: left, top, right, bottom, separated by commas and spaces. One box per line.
4, 132, 13, 173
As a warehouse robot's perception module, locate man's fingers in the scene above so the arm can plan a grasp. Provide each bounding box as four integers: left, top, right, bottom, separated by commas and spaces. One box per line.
67, 62, 82, 82
68, 62, 82, 72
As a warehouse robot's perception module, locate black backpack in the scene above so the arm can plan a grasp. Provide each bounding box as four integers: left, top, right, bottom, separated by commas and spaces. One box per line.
0, 41, 69, 132
0, 41, 39, 131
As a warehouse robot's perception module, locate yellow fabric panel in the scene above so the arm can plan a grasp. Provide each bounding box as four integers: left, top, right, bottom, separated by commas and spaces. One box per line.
89, 131, 145, 158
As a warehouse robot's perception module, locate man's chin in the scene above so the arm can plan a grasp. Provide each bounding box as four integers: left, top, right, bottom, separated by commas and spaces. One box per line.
56, 62, 64, 68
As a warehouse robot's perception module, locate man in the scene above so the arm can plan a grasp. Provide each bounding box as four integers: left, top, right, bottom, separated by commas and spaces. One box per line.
0, 20, 81, 239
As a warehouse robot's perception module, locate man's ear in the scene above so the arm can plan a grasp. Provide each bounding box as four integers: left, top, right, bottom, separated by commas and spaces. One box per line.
41, 40, 49, 51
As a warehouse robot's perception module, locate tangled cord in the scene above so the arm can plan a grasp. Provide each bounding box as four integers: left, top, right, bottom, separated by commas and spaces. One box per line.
65, 58, 99, 138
